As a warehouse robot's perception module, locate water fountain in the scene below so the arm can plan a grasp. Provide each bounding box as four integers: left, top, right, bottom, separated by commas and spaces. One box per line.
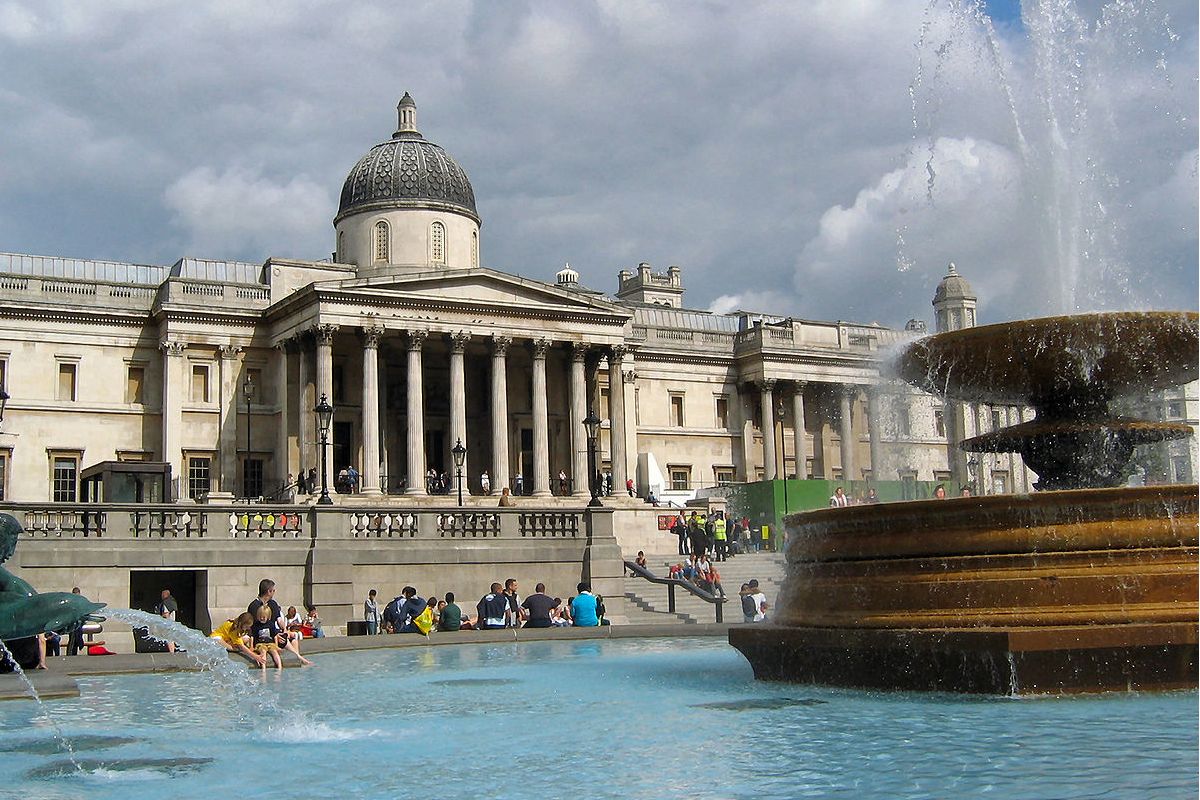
0, 513, 105, 672
731, 0, 1198, 694
730, 310, 1197, 693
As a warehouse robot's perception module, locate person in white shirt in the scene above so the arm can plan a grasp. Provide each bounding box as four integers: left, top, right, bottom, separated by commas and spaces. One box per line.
748, 579, 769, 622
829, 486, 849, 507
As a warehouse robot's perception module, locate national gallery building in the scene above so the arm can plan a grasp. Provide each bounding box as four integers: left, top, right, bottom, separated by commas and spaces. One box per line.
0, 96, 1044, 505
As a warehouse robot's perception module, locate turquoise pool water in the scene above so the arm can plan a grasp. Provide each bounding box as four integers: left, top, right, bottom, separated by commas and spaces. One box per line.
0, 638, 1195, 799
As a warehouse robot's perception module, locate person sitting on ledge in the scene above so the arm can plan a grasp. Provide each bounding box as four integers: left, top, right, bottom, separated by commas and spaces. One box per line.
396, 586, 428, 634
521, 583, 556, 629
438, 592, 464, 632
304, 605, 325, 638
209, 612, 265, 667
476, 583, 508, 630
498, 487, 516, 507
549, 598, 571, 627
570, 582, 600, 627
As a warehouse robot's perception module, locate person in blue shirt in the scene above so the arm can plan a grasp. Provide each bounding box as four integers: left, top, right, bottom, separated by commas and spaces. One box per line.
570, 582, 600, 627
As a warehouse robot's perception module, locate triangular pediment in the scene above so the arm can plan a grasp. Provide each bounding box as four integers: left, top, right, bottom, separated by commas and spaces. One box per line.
318, 267, 629, 318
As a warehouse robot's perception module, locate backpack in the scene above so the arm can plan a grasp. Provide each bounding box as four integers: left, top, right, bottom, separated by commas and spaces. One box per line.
595, 595, 606, 619
741, 593, 757, 617
414, 605, 434, 635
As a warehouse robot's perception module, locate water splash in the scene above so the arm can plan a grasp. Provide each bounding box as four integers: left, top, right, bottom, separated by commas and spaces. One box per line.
0, 636, 84, 774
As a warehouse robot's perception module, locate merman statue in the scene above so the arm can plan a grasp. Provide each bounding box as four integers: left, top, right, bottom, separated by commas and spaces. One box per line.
0, 512, 105, 670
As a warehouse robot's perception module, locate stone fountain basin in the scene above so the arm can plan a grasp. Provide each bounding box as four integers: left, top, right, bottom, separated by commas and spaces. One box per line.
776, 484, 1197, 629
729, 484, 1198, 693
895, 311, 1199, 407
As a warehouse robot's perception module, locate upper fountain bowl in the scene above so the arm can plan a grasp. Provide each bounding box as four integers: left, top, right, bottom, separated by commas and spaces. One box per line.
896, 311, 1198, 411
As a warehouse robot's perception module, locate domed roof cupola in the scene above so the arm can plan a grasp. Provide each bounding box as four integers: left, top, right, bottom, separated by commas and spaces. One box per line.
932, 262, 978, 333
933, 261, 976, 304
336, 94, 479, 224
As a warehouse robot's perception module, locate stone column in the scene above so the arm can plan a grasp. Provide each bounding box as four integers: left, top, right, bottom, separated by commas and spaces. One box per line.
490, 335, 511, 494
449, 330, 470, 496
314, 325, 336, 492
360, 324, 383, 496
757, 379, 777, 480
160, 340, 186, 500
866, 385, 883, 481
274, 342, 290, 488
216, 345, 242, 496
608, 345, 628, 490
531, 338, 552, 497
297, 337, 312, 479
569, 342, 589, 497
737, 383, 755, 482
839, 385, 856, 481
791, 381, 807, 480
405, 330, 428, 495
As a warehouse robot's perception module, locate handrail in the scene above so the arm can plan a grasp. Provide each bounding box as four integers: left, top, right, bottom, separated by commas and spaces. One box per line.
623, 560, 724, 623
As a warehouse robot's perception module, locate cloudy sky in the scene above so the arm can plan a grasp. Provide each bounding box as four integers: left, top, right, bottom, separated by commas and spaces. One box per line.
0, 0, 1194, 328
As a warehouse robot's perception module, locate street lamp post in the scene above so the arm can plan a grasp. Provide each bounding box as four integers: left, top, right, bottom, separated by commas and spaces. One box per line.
451, 438, 467, 507
242, 374, 254, 498
583, 408, 603, 508
314, 393, 334, 506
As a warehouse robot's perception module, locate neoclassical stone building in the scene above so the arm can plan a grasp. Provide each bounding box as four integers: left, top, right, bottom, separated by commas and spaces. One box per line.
0, 96, 1036, 505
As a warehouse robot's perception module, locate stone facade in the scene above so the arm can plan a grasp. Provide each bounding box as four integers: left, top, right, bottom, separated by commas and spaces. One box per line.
0, 97, 1033, 506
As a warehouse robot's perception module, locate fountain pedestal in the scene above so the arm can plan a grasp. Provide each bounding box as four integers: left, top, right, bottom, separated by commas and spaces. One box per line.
731, 312, 1199, 694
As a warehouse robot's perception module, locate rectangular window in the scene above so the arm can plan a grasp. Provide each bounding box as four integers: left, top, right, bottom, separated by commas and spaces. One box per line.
0, 358, 7, 394
244, 458, 264, 498
190, 364, 210, 403
896, 405, 911, 437
634, 388, 640, 425
670, 394, 685, 427
600, 388, 610, 419
0, 451, 8, 501
805, 457, 815, 479
126, 365, 145, 404
991, 408, 1003, 431
715, 395, 729, 429
669, 465, 691, 491
714, 467, 735, 486
57, 363, 77, 401
187, 456, 212, 500
934, 408, 946, 438
332, 364, 345, 404
51, 454, 79, 501
1167, 401, 1184, 419
992, 471, 1009, 495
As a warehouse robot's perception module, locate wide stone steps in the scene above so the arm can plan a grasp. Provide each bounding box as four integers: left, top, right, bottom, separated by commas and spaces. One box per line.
618, 552, 789, 625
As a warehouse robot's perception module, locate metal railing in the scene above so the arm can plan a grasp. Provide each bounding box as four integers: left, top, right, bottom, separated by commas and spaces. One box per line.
623, 560, 725, 623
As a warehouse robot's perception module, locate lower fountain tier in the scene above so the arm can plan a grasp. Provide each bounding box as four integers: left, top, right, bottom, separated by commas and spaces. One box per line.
731, 484, 1199, 694
729, 622, 1197, 694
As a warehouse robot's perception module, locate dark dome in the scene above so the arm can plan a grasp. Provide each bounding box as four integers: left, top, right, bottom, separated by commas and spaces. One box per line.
336, 95, 478, 223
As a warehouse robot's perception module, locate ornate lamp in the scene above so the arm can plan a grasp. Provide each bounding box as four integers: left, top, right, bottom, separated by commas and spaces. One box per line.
314, 393, 334, 506
583, 408, 603, 507
451, 438, 467, 507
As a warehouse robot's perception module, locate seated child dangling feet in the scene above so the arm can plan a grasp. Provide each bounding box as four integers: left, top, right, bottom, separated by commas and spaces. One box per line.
250, 605, 284, 670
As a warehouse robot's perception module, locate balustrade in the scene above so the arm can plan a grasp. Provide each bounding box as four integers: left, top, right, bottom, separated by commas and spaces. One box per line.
228, 510, 304, 538
519, 512, 581, 537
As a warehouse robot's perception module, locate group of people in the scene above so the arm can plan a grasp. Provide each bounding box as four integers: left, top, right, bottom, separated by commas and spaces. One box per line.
829, 483, 968, 507
667, 554, 726, 599
363, 579, 608, 634
671, 510, 766, 560
208, 579, 317, 669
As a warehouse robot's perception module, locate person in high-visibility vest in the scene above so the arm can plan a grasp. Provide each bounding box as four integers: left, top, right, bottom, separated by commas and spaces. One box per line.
713, 513, 728, 562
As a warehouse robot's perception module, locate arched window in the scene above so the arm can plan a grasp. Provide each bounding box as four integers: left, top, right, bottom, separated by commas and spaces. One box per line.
471, 230, 479, 268
431, 221, 446, 265
373, 221, 390, 264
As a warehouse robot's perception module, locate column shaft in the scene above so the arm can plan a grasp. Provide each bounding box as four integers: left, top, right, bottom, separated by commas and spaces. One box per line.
160, 341, 185, 500
608, 346, 627, 490
839, 386, 855, 481
360, 327, 382, 496
758, 379, 777, 480
531, 339, 551, 497
405, 330, 427, 495
490, 336, 511, 493
867, 387, 883, 481
449, 331, 469, 495
315, 326, 336, 492
218, 345, 241, 495
569, 344, 589, 496
275, 344, 290, 488
791, 383, 807, 479
737, 384, 754, 482
298, 341, 312, 478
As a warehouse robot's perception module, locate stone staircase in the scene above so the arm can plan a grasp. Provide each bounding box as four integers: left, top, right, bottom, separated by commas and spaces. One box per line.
614, 552, 789, 625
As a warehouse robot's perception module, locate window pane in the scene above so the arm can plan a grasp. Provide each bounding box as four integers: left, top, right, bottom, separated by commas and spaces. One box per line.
127, 366, 145, 404
244, 458, 264, 498
188, 457, 211, 500
716, 396, 729, 428
52, 456, 77, 501
57, 364, 76, 401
